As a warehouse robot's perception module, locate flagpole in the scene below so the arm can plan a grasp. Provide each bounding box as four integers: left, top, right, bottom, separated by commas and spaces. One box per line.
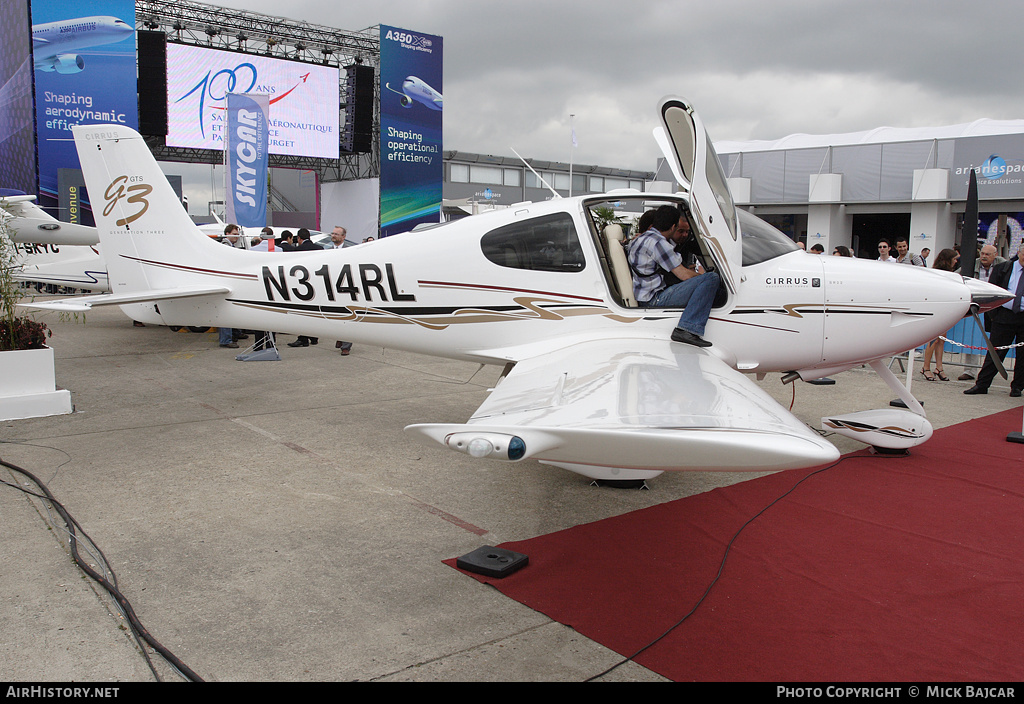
569, 114, 575, 197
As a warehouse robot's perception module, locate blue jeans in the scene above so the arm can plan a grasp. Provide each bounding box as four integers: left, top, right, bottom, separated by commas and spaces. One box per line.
642, 271, 720, 336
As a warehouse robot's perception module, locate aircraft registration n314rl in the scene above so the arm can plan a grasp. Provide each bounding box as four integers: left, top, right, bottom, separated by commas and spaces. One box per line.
25, 97, 1011, 483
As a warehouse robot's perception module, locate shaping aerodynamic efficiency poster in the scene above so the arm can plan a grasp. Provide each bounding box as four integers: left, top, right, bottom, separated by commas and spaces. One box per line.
30, 0, 138, 208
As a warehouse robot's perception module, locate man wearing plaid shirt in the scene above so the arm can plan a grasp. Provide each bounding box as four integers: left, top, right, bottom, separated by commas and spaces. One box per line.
628, 205, 720, 348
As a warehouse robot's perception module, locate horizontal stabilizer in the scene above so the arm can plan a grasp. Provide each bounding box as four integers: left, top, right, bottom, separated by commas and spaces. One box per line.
18, 285, 231, 312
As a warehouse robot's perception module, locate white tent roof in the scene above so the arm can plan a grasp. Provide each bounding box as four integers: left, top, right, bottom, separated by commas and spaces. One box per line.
715, 119, 1024, 154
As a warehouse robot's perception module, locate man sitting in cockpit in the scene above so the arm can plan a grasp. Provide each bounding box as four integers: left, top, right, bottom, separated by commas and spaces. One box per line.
628, 205, 720, 348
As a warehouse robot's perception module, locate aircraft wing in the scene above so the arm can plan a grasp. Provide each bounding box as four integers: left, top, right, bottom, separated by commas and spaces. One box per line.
17, 285, 231, 312
406, 338, 840, 474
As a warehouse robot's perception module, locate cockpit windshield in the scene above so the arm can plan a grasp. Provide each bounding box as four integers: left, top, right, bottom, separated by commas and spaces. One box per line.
739, 210, 800, 266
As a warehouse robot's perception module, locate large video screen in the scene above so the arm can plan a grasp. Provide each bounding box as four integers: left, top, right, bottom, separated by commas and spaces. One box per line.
1, 0, 36, 196
166, 43, 340, 159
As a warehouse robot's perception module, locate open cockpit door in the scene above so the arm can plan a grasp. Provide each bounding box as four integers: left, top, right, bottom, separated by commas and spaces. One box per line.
653, 96, 741, 294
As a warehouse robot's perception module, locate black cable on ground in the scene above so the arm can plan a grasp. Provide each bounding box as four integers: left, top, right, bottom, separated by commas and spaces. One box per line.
585, 451, 903, 681
1, 456, 204, 682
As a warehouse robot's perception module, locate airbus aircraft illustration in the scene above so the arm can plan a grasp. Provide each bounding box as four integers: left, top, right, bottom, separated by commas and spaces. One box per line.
19, 97, 1012, 484
385, 76, 443, 111
32, 15, 134, 74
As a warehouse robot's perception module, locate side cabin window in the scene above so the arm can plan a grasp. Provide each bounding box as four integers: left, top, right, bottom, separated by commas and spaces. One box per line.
480, 213, 586, 273
738, 209, 800, 266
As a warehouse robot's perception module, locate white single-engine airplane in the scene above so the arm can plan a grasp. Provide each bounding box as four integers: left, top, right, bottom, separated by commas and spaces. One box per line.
1, 196, 108, 291
21, 97, 1012, 483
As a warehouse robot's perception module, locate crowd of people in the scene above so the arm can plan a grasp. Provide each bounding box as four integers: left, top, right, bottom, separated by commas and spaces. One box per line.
217, 223, 353, 357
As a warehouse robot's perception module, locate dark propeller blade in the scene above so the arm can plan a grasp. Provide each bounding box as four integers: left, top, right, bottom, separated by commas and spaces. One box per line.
959, 169, 979, 278
970, 307, 1008, 379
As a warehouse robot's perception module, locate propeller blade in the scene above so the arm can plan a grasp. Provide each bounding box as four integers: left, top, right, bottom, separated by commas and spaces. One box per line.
960, 169, 979, 278
970, 307, 1007, 379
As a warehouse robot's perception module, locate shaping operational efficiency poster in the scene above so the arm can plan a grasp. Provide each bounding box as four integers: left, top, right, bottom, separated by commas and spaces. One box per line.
379, 25, 442, 237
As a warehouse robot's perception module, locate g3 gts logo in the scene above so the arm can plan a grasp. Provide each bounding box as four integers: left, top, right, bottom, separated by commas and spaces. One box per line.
103, 176, 152, 227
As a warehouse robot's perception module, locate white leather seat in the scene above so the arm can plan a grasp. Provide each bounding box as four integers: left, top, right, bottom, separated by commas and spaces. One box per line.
603, 224, 637, 307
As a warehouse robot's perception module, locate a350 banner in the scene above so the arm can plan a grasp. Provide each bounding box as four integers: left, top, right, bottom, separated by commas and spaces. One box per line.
379, 26, 443, 238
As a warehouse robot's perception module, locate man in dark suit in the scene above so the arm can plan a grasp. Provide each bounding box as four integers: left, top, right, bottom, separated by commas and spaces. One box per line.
276, 230, 296, 251
964, 247, 1024, 397
289, 228, 323, 347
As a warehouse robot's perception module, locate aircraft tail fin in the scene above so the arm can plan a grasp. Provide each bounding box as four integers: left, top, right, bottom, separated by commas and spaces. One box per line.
71, 124, 223, 295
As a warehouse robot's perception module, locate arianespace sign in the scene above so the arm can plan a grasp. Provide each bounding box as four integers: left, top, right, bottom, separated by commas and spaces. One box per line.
952, 135, 1024, 200
166, 43, 339, 159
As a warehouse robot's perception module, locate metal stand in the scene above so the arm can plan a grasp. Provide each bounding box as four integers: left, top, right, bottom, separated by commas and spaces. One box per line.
236, 333, 281, 362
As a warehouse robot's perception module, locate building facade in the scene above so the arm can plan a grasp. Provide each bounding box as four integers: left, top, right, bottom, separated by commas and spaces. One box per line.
715, 120, 1024, 260
443, 151, 653, 218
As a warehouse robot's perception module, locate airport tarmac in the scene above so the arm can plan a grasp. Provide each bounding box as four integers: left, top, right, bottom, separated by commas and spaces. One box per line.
2, 305, 1021, 682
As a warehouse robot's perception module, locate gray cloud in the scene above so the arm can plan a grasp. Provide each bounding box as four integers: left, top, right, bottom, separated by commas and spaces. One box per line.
193, 0, 1024, 171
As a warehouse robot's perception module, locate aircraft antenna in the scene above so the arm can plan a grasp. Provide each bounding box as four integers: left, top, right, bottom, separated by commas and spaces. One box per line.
511, 148, 560, 199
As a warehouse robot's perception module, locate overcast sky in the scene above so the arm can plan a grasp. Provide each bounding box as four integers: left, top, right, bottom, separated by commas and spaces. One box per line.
203, 0, 1023, 174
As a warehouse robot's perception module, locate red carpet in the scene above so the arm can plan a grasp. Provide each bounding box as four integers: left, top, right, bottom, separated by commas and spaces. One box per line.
449, 408, 1024, 681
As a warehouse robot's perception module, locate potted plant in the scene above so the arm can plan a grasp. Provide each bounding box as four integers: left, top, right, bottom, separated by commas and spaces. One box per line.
592, 205, 626, 233
0, 212, 72, 420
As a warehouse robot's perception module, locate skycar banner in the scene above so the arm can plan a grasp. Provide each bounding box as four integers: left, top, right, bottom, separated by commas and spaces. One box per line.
379, 26, 443, 237
224, 93, 269, 229
29, 0, 138, 209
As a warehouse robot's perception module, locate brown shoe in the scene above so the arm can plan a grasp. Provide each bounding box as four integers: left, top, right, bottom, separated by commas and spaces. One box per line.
957, 373, 974, 381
